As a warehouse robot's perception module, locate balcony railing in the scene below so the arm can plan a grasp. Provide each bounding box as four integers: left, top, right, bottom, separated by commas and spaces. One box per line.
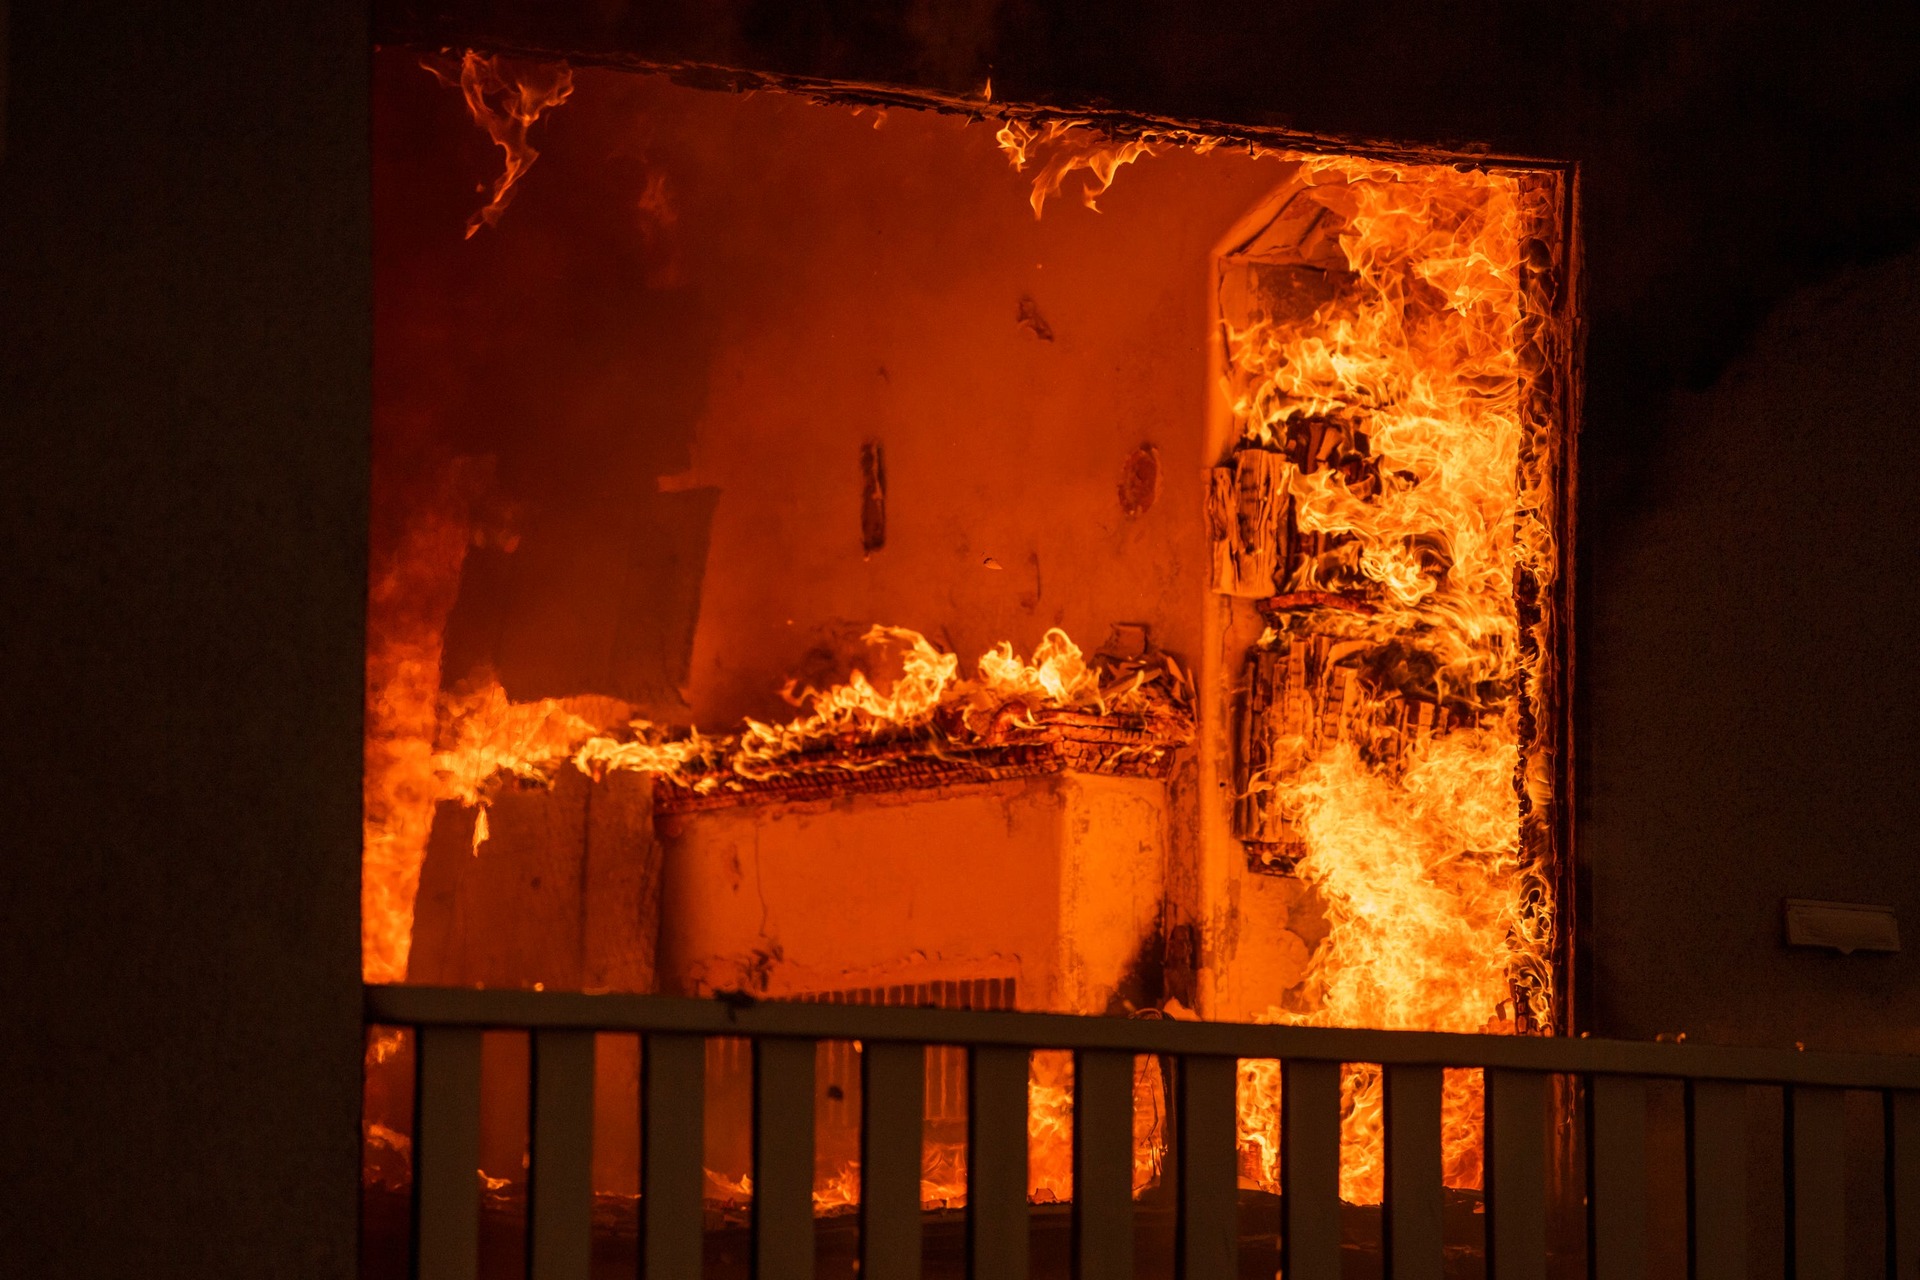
365, 984, 1920, 1279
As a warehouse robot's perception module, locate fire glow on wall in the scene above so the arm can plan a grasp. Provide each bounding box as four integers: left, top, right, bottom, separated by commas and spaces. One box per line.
361, 43, 1577, 1261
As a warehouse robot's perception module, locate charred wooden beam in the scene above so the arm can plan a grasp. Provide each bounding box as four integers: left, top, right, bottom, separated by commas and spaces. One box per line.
1206, 448, 1292, 598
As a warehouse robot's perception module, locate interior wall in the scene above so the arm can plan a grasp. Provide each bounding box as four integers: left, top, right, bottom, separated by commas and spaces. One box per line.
378, 61, 1283, 728
0, 2, 368, 1277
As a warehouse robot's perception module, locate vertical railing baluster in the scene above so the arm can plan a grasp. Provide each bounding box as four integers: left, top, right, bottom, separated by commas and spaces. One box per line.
415, 1025, 485, 1280
861, 1041, 925, 1280
1384, 1064, 1444, 1280
1485, 1068, 1548, 1280
528, 1029, 597, 1280
1587, 1074, 1647, 1280
1074, 1049, 1136, 1280
968, 1045, 1030, 1280
1888, 1089, 1920, 1280
754, 1037, 817, 1280
1686, 1079, 1747, 1280
1175, 1054, 1237, 1280
1786, 1085, 1845, 1280
1282, 1059, 1343, 1280
642, 1032, 705, 1280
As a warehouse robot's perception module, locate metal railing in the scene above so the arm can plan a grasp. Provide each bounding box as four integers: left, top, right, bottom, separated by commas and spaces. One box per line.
365, 984, 1920, 1280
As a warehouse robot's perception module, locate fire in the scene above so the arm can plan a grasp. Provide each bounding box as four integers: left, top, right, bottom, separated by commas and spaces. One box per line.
587, 624, 1191, 792
424, 51, 574, 238
362, 460, 503, 985
994, 119, 1157, 217
992, 128, 1560, 1202
1215, 158, 1560, 1203
796, 1049, 1166, 1215
362, 619, 1191, 984
365, 90, 1564, 1223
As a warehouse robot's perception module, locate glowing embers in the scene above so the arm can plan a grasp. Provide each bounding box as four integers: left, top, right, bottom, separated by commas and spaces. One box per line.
1213, 160, 1564, 1202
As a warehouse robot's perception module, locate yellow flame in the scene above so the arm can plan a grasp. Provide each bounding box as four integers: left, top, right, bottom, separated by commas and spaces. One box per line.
1221, 157, 1560, 1203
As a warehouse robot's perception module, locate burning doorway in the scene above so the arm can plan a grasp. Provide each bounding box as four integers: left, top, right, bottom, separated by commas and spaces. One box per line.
363, 44, 1575, 1272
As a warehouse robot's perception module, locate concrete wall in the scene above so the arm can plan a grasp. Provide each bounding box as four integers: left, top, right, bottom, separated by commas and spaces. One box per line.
0, 2, 368, 1276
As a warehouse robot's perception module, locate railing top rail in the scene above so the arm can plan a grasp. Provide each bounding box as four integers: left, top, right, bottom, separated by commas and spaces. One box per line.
365, 984, 1920, 1091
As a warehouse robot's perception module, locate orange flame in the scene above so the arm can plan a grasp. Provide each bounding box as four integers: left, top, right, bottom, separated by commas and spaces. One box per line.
361, 460, 497, 984
795, 1049, 1165, 1215
425, 51, 574, 238
363, 616, 1189, 982
1222, 158, 1561, 1203
994, 119, 1155, 217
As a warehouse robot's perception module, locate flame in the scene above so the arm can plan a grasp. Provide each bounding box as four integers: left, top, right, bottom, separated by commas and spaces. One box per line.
358, 460, 630, 981
798, 1050, 1165, 1215
425, 51, 574, 238
364, 612, 1188, 982
1221, 158, 1561, 1203
361, 462, 493, 984
368, 107, 1561, 1213
994, 119, 1155, 217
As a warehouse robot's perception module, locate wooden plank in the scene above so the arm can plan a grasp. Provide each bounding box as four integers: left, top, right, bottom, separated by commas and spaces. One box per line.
1686, 1079, 1747, 1280
1074, 1049, 1136, 1280
1787, 1085, 1846, 1280
968, 1045, 1030, 1280
1176, 1054, 1239, 1280
1586, 1074, 1646, 1280
1384, 1064, 1444, 1280
366, 986, 1920, 1092
1485, 1068, 1548, 1280
1889, 1090, 1920, 1280
861, 1041, 925, 1280
642, 1032, 706, 1280
1282, 1059, 1342, 1280
414, 1025, 484, 1280
528, 1029, 596, 1280
754, 1037, 818, 1280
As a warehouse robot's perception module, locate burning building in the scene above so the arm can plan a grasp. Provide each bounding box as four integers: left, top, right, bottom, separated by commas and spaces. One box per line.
360, 46, 1574, 1267
13, 2, 1920, 1278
